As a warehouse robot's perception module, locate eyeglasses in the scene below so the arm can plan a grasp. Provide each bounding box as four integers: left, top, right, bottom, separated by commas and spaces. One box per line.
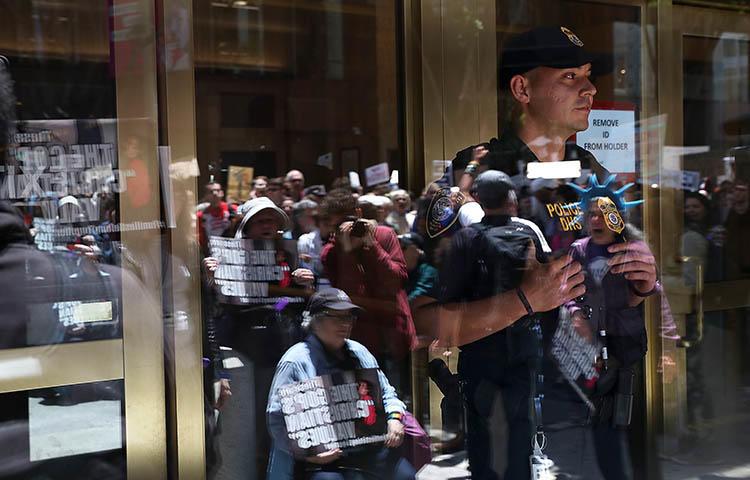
323, 311, 356, 323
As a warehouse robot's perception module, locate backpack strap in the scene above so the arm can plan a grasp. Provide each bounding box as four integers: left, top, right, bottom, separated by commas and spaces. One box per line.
510, 217, 552, 254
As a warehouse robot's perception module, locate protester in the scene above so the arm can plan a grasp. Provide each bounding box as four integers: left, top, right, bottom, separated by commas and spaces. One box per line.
386, 190, 414, 234
285, 169, 305, 201
287, 199, 318, 240
251, 175, 269, 199
266, 177, 287, 206
303, 185, 327, 203
0, 61, 161, 477
723, 179, 750, 280
197, 182, 236, 255
266, 289, 415, 480
297, 209, 335, 292
320, 189, 416, 395
281, 197, 295, 218
682, 191, 716, 284
397, 233, 438, 303
203, 196, 315, 478
712, 179, 734, 225
678, 191, 719, 462
358, 194, 389, 225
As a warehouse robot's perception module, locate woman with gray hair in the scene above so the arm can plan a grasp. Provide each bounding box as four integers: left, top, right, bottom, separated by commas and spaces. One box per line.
385, 190, 414, 234
286, 199, 319, 240
266, 288, 415, 480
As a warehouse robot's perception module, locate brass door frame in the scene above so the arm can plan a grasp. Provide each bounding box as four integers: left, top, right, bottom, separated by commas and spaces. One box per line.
115, 0, 168, 476
404, 0, 499, 189
403, 0, 499, 436
155, 0, 206, 479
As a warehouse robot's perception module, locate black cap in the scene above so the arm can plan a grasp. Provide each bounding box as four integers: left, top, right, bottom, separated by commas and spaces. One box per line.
303, 185, 327, 198
499, 26, 612, 88
307, 288, 361, 315
471, 170, 515, 209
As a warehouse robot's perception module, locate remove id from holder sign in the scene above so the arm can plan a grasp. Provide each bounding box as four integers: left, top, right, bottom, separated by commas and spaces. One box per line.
576, 107, 636, 173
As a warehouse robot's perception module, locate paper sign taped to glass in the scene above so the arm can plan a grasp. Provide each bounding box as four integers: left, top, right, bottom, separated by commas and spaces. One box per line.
278, 368, 387, 457
208, 236, 304, 305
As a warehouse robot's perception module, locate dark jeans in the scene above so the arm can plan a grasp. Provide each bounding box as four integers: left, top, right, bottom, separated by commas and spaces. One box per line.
305, 447, 416, 480
459, 349, 537, 480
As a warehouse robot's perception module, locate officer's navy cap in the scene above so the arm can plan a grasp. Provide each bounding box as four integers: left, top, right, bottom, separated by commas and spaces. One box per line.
499, 26, 612, 88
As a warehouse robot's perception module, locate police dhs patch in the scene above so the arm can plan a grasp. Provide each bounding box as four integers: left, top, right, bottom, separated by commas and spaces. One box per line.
426, 187, 464, 238
561, 26, 584, 47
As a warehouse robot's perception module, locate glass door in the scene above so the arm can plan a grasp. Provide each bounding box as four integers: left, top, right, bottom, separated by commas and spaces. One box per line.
656, 4, 750, 478
0, 1, 167, 478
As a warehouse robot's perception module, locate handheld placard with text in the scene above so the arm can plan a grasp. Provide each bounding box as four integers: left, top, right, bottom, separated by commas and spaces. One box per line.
278, 368, 386, 457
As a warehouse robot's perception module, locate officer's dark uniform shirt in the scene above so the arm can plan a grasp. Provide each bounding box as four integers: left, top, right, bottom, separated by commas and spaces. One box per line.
447, 130, 610, 185
443, 132, 617, 420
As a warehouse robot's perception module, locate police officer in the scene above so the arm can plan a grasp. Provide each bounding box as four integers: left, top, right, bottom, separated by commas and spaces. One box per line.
447, 26, 610, 193
438, 170, 561, 479
436, 26, 659, 479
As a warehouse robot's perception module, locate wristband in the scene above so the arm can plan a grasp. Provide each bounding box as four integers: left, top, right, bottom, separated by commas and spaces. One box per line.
516, 288, 534, 316
630, 280, 660, 298
387, 412, 403, 422
464, 161, 480, 177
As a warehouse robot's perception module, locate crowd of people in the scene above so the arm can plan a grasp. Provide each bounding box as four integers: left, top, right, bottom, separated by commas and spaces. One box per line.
196, 157, 750, 479
195, 25, 658, 480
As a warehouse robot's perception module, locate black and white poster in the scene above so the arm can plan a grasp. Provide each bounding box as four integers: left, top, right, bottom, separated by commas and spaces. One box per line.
208, 236, 303, 305
278, 368, 387, 457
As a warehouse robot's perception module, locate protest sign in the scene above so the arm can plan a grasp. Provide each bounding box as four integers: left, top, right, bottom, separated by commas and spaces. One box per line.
278, 368, 387, 457
364, 162, 390, 187
550, 308, 599, 409
3, 119, 166, 253
317, 152, 334, 170
208, 236, 304, 305
226, 165, 254, 203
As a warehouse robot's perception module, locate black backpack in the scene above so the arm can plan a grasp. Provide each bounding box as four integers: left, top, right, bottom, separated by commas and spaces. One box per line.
471, 217, 551, 296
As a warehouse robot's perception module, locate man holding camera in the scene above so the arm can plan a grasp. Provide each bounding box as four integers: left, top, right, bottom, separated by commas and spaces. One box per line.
320, 189, 417, 395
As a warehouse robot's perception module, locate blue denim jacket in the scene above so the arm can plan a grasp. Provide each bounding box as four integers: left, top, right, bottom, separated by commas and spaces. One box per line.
266, 334, 405, 479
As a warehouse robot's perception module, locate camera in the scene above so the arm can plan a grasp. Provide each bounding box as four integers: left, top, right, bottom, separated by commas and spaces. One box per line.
347, 217, 368, 238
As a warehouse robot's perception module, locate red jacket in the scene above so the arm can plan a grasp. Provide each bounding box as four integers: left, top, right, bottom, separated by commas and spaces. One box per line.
321, 226, 416, 359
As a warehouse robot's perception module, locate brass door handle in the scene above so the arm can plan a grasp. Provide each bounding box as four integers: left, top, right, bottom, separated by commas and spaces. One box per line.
676, 256, 704, 348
